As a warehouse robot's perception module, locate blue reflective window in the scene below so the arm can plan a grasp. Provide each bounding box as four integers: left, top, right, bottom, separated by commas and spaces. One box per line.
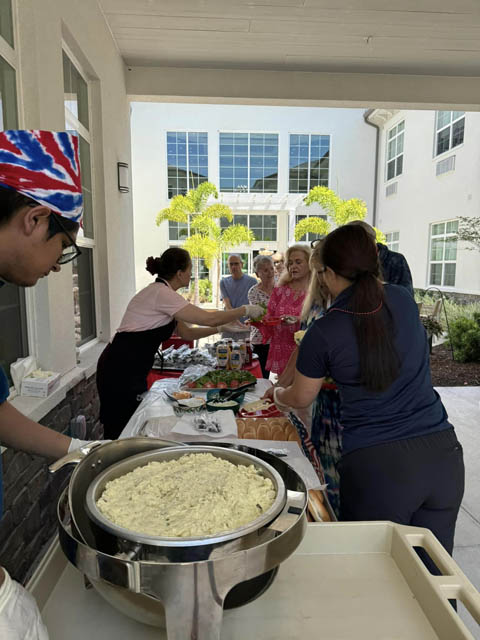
166, 131, 209, 198
289, 134, 330, 193
219, 132, 278, 193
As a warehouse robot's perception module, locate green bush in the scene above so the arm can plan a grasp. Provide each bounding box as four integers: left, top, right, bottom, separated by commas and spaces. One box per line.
448, 312, 480, 363
188, 278, 212, 303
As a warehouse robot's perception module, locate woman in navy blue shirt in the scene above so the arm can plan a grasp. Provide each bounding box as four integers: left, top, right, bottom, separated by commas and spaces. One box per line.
271, 224, 464, 557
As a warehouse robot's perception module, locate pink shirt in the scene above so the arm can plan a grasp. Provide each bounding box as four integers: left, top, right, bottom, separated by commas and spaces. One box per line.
117, 281, 189, 333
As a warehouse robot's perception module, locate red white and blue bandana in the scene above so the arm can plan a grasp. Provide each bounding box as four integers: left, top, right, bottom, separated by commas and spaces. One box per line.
0, 130, 83, 222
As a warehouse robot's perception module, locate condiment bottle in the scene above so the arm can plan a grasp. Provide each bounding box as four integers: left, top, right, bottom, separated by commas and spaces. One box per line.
230, 343, 242, 370
216, 341, 229, 369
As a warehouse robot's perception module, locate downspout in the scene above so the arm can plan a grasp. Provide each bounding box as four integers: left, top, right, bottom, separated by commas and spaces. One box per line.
363, 109, 379, 227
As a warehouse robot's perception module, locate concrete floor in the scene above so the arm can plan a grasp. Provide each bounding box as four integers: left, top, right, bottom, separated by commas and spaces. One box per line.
438, 387, 480, 639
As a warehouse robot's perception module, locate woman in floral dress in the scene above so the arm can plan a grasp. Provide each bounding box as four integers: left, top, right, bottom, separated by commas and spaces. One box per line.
247, 254, 275, 378
264, 244, 311, 375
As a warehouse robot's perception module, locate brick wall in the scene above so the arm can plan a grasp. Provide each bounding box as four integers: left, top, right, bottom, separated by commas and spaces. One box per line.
0, 374, 102, 585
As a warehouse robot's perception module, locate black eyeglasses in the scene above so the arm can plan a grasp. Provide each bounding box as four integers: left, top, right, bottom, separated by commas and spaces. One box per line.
51, 214, 82, 264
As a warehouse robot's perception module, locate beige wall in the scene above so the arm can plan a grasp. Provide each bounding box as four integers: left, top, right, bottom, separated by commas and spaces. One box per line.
14, 0, 134, 373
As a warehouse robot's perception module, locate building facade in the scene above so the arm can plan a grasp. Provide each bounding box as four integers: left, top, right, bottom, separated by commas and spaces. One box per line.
369, 108, 480, 296
131, 102, 376, 291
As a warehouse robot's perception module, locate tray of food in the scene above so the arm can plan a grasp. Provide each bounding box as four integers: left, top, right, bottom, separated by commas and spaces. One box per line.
238, 398, 283, 418
183, 369, 257, 390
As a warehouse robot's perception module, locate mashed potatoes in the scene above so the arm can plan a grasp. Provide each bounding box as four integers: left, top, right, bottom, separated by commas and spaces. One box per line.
96, 453, 276, 537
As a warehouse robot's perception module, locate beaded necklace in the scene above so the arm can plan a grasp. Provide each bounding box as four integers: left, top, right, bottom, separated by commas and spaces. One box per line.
328, 301, 383, 316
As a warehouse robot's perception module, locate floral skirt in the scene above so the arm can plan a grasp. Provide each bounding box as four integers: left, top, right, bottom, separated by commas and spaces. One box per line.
290, 386, 343, 518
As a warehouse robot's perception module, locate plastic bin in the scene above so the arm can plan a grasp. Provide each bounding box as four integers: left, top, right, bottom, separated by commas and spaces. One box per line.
222, 521, 480, 639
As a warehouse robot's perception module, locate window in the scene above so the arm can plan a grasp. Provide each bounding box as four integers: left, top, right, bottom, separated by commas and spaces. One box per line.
386, 121, 404, 181
219, 133, 278, 193
168, 219, 190, 241
0, 6, 29, 385
63, 50, 97, 346
167, 132, 208, 198
295, 214, 327, 243
429, 220, 458, 287
220, 214, 277, 242
221, 252, 251, 276
289, 134, 330, 193
385, 231, 400, 252
435, 111, 465, 157
72, 249, 96, 344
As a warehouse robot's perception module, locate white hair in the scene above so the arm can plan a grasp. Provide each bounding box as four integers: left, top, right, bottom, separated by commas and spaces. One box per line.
253, 254, 273, 274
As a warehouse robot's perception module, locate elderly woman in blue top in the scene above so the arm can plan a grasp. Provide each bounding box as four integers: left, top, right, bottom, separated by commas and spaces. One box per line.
271, 224, 464, 559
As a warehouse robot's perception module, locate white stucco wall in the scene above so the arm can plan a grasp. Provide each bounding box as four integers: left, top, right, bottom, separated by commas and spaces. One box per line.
130, 102, 376, 290
375, 110, 480, 294
15, 0, 134, 373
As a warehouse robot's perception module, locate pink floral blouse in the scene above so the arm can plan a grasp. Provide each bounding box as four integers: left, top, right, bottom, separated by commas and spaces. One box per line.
265, 285, 306, 374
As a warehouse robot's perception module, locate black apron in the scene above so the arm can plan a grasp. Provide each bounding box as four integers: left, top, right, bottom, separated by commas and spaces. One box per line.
96, 279, 176, 438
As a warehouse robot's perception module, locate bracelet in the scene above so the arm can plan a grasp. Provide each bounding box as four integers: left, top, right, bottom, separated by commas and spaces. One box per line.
273, 387, 290, 413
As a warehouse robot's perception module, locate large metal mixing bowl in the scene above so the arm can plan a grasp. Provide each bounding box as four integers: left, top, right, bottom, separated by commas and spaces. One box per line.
51, 438, 307, 639
85, 445, 286, 548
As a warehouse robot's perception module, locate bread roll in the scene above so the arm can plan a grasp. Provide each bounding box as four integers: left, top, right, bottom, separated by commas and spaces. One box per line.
308, 491, 331, 522
257, 425, 271, 440
243, 431, 256, 440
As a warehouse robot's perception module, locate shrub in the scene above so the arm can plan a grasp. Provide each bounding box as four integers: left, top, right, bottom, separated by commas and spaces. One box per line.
448, 313, 480, 363
188, 278, 212, 303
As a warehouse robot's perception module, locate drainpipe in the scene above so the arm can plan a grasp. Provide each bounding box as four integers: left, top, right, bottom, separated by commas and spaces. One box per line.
363, 109, 379, 227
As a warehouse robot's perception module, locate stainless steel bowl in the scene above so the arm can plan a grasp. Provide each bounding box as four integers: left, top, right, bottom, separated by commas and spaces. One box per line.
85, 445, 286, 547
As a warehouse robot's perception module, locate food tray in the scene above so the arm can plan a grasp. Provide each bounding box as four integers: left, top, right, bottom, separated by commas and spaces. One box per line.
238, 402, 283, 418
223, 522, 480, 639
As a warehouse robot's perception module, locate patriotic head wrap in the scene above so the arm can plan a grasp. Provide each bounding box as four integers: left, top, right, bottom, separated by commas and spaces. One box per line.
0, 130, 83, 223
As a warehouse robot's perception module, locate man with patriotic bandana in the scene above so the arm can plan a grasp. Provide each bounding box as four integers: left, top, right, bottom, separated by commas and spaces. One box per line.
0, 130, 94, 639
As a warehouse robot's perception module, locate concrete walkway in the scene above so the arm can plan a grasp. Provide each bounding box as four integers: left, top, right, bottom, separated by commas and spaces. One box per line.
437, 387, 480, 639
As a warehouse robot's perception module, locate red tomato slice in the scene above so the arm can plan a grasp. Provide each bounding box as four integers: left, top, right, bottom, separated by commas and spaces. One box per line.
186, 381, 196, 388
229, 380, 240, 388
217, 381, 228, 388
203, 381, 215, 388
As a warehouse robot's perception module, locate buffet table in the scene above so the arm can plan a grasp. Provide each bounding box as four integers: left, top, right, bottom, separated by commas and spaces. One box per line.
147, 358, 263, 388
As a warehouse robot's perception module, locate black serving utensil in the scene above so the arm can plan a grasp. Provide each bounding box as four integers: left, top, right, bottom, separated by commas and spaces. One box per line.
217, 381, 257, 402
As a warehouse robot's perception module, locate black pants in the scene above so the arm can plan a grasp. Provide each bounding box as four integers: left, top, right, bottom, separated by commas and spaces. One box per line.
253, 344, 270, 379
339, 428, 464, 557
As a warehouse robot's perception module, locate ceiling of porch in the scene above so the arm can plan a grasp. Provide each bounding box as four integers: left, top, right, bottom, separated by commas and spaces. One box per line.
98, 0, 480, 77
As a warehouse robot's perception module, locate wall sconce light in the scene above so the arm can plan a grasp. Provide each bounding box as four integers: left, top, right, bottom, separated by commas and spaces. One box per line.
117, 162, 129, 193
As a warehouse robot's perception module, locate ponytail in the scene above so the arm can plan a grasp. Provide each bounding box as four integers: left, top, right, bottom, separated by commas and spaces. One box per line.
145, 247, 191, 281
321, 225, 400, 393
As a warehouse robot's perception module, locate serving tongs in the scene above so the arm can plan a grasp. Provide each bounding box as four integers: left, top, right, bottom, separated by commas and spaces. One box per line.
209, 381, 256, 403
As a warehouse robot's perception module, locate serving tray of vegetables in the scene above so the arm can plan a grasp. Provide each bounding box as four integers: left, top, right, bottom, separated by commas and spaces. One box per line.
183, 369, 257, 390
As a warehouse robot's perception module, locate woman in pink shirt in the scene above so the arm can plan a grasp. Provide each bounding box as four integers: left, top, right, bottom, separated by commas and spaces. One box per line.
264, 244, 311, 375
96, 247, 263, 438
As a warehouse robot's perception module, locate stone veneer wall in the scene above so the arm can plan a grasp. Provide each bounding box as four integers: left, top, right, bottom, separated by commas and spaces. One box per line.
415, 288, 480, 306
0, 374, 102, 585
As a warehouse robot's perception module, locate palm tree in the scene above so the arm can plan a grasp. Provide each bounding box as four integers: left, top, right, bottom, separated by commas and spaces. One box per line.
295, 186, 385, 242
156, 182, 254, 304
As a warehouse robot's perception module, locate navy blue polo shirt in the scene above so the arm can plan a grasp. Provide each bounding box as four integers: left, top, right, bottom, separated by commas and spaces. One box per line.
297, 284, 452, 454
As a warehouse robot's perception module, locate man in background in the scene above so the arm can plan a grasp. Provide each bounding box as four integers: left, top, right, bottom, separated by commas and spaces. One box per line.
220, 254, 257, 340
348, 220, 414, 296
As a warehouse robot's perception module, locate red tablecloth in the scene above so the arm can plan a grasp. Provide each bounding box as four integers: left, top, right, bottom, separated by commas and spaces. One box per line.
147, 359, 263, 389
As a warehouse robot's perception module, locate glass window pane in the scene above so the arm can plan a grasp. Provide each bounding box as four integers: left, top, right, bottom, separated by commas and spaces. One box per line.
396, 155, 403, 176
452, 111, 465, 121
431, 223, 445, 236
387, 160, 395, 180
436, 127, 450, 155
0, 0, 14, 47
387, 139, 396, 161
443, 263, 456, 287
0, 55, 17, 130
169, 221, 179, 240
396, 132, 404, 154
76, 72, 89, 131
436, 111, 451, 131
429, 263, 443, 286
451, 118, 464, 148
0, 283, 28, 386
444, 238, 457, 261
446, 220, 459, 234
397, 121, 405, 132
73, 248, 96, 346
430, 238, 444, 261
78, 135, 94, 239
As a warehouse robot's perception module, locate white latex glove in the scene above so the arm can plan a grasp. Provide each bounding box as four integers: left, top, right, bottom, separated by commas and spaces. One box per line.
67, 437, 90, 453
244, 304, 264, 319
273, 386, 291, 413
0, 568, 49, 640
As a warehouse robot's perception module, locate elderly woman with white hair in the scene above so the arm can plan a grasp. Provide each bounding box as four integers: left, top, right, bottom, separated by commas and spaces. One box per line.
247, 254, 276, 377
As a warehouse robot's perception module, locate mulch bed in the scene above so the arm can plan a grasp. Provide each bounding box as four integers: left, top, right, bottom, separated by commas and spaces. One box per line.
430, 342, 480, 387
